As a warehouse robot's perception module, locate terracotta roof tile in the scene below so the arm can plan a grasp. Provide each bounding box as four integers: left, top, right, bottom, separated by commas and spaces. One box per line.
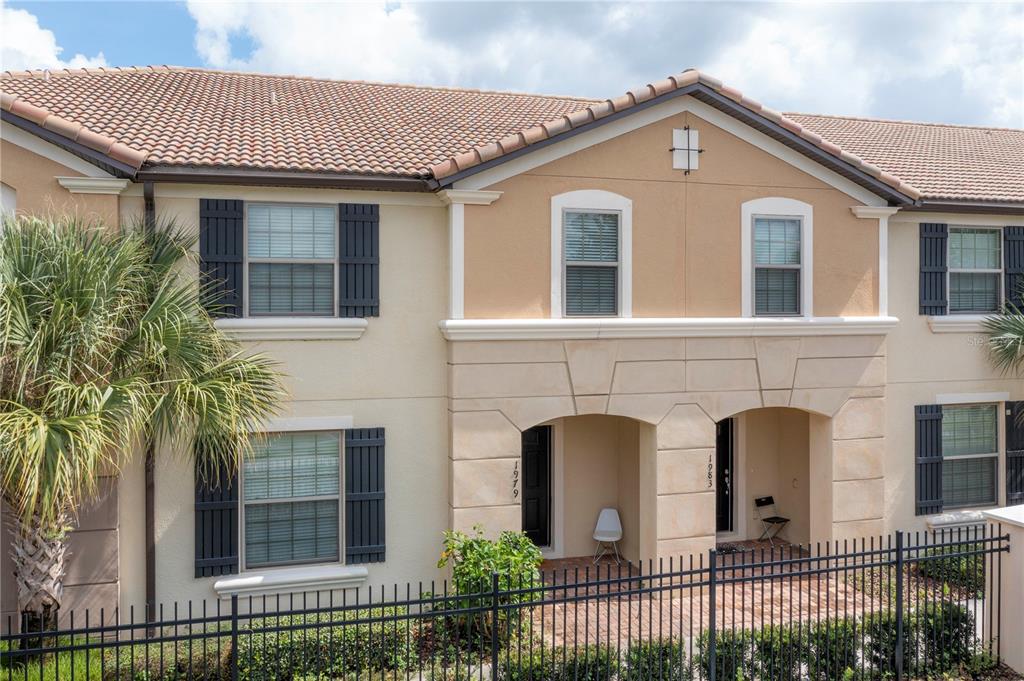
0, 65, 1019, 203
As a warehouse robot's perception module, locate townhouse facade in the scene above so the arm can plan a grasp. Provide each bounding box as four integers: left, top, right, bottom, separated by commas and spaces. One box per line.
1, 66, 1022, 624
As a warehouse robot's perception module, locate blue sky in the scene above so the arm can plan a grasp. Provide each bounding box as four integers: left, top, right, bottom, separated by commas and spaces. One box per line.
2, 1, 1022, 127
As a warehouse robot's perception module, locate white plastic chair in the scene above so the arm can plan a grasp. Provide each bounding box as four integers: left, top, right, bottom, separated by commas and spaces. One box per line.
593, 508, 623, 564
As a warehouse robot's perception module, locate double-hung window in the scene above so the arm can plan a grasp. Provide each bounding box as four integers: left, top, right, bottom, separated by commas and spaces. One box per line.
563, 210, 620, 316
753, 217, 802, 316
941, 404, 999, 508
242, 431, 341, 568
948, 227, 1002, 313
247, 204, 336, 316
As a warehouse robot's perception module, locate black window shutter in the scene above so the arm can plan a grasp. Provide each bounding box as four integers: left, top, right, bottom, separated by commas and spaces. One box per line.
339, 203, 380, 317
1006, 401, 1024, 505
1004, 227, 1024, 309
199, 199, 244, 318
194, 462, 239, 577
345, 427, 385, 564
919, 223, 948, 315
915, 405, 944, 516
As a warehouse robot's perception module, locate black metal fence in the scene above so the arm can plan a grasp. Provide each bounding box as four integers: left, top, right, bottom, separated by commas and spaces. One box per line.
1, 527, 1009, 680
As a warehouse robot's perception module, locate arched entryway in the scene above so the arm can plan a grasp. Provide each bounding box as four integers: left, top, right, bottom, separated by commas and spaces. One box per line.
521, 414, 653, 562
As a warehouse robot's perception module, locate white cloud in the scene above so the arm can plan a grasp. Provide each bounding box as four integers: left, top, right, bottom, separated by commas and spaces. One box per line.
183, 1, 1023, 126
0, 2, 106, 71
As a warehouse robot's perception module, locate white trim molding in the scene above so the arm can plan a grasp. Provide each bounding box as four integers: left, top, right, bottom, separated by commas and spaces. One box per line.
1, 121, 114, 178
259, 415, 355, 433
215, 317, 367, 341
851, 206, 900, 317
741, 197, 814, 319
214, 564, 368, 599
438, 189, 502, 319
439, 315, 899, 341
927, 315, 987, 334
56, 177, 131, 194
935, 392, 1009, 405
453, 97, 886, 207
551, 189, 633, 319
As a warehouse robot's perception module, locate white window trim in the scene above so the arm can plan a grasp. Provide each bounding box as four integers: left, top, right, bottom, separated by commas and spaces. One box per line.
243, 202, 339, 319
213, 564, 368, 600
741, 197, 813, 318
240, 429, 345, 572
947, 226, 1004, 315
550, 190, 632, 319
940, 403, 1002, 511
215, 316, 366, 341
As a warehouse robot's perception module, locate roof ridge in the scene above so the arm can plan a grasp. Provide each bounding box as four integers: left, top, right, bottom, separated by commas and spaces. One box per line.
786, 111, 1024, 133
0, 89, 148, 169
0, 64, 600, 104
430, 68, 923, 202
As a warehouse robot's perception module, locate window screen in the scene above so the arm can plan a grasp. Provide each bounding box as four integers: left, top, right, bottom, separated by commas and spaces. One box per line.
949, 228, 1001, 313
564, 211, 619, 316
247, 204, 336, 315
243, 431, 340, 568
754, 217, 801, 315
941, 404, 998, 508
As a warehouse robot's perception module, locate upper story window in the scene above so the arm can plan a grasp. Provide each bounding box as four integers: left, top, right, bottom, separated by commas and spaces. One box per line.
948, 227, 1002, 313
753, 217, 802, 316
564, 211, 620, 316
741, 197, 813, 318
242, 430, 341, 568
550, 190, 632, 319
246, 204, 337, 316
941, 404, 999, 508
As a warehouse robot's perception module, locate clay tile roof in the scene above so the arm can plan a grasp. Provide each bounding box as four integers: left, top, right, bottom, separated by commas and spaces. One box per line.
786, 113, 1024, 204
0, 66, 593, 179
0, 66, 1020, 205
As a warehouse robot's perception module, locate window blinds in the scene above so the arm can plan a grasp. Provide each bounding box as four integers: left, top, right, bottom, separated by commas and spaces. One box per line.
564, 211, 619, 316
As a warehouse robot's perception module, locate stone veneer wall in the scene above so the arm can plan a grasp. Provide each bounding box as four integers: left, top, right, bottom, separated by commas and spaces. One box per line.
448, 335, 887, 560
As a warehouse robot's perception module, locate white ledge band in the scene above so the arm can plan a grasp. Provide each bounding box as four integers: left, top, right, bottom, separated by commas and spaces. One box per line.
439, 316, 899, 341
216, 317, 368, 341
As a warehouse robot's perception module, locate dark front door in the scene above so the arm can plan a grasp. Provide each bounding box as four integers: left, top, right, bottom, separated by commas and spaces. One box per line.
716, 419, 734, 533
521, 426, 552, 547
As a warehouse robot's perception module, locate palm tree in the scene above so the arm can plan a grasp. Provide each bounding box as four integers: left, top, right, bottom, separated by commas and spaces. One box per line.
984, 300, 1024, 373
0, 214, 285, 630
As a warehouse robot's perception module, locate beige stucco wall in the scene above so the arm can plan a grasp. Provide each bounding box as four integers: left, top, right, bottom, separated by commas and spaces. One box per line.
114, 185, 451, 609
738, 408, 810, 544
448, 333, 888, 560
462, 110, 878, 318
0, 138, 119, 224
883, 212, 1024, 534
556, 415, 640, 560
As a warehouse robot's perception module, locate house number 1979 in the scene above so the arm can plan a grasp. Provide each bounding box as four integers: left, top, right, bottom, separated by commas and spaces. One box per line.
512, 460, 520, 498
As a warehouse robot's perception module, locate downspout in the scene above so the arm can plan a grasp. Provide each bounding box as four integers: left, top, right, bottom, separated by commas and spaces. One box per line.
143, 181, 156, 623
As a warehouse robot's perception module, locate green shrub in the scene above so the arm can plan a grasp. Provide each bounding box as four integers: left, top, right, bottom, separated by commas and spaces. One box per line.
497, 645, 618, 681
751, 625, 802, 681
622, 639, 691, 681
861, 611, 915, 677
235, 607, 414, 681
436, 527, 543, 652
916, 602, 976, 674
803, 618, 858, 681
916, 543, 985, 596
695, 630, 752, 681
106, 636, 231, 680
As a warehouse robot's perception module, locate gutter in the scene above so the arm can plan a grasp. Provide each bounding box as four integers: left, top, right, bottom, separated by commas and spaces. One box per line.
0, 110, 138, 179
905, 200, 1024, 215
136, 166, 433, 192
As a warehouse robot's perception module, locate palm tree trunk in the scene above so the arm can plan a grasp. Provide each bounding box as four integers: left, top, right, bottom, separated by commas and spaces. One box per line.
8, 511, 70, 635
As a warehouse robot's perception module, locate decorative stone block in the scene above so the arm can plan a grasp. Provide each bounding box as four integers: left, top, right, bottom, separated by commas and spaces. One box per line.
574, 395, 609, 415
693, 390, 762, 422
452, 458, 519, 507
657, 448, 715, 495
451, 505, 521, 537
762, 389, 792, 407
452, 411, 521, 460
832, 479, 884, 522
798, 335, 885, 359
686, 338, 755, 360
657, 404, 715, 450
794, 356, 885, 389
657, 491, 715, 539
565, 340, 619, 395
686, 359, 759, 391
833, 438, 884, 481
833, 397, 885, 440
616, 338, 686, 362
611, 361, 686, 394
755, 338, 801, 389
450, 363, 571, 399
607, 393, 687, 425
449, 340, 566, 364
